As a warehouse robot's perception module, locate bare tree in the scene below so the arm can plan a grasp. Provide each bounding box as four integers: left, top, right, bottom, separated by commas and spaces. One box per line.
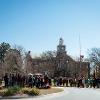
4, 48, 23, 74
40, 50, 57, 60
88, 48, 100, 77
13, 45, 26, 72
0, 42, 10, 76
24, 51, 33, 74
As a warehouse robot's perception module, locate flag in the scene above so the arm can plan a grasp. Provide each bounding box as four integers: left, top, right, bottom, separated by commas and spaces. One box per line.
80, 55, 84, 58
80, 55, 84, 61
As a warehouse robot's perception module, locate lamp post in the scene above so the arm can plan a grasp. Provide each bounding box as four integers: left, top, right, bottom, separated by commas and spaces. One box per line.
66, 60, 69, 77
74, 63, 77, 79
79, 55, 84, 78
92, 55, 98, 78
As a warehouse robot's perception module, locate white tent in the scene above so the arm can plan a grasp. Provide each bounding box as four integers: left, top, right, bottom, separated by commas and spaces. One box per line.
28, 73, 33, 76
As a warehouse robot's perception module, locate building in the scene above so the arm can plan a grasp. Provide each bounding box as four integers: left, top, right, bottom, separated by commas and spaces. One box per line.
32, 38, 90, 78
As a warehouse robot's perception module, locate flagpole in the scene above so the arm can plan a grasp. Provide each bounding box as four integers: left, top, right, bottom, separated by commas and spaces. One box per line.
79, 34, 81, 60
79, 34, 82, 78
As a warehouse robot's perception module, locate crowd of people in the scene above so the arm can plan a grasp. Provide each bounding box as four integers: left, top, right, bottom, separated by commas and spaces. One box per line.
53, 77, 100, 88
1, 73, 51, 88
1, 73, 100, 89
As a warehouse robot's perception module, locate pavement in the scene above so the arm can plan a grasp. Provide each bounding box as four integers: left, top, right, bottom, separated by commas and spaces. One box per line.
2, 87, 100, 100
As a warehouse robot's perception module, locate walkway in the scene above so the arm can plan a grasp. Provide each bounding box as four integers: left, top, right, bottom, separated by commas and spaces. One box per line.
6, 87, 100, 100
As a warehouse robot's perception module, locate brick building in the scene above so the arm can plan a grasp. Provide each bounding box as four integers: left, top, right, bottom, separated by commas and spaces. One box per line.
32, 38, 90, 78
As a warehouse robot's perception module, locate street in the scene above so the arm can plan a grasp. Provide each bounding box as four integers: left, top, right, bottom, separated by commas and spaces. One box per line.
11, 87, 100, 100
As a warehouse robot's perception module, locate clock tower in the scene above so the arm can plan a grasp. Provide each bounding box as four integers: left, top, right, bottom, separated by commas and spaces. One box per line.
57, 38, 66, 57
55, 38, 67, 77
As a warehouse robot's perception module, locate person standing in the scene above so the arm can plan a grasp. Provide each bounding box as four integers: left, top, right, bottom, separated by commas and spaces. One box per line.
4, 73, 9, 88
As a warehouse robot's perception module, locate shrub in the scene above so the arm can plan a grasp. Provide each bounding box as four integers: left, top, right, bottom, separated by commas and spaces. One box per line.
3, 86, 20, 96
0, 89, 7, 96
21, 87, 40, 96
28, 88, 39, 96
3, 88, 14, 96
11, 86, 20, 93
0, 87, 40, 97
21, 87, 29, 94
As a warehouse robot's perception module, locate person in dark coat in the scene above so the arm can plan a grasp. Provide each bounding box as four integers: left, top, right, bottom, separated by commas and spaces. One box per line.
4, 73, 9, 88
28, 75, 33, 88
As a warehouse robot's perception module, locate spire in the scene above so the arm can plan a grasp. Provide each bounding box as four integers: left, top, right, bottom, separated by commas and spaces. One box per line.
59, 37, 63, 45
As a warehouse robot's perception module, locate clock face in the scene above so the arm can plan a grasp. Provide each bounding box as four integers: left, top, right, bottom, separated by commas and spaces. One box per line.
61, 47, 65, 50
61, 47, 64, 49
57, 45, 65, 52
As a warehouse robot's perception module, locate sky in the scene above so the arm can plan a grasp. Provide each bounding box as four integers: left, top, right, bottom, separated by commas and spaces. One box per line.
0, 0, 100, 58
